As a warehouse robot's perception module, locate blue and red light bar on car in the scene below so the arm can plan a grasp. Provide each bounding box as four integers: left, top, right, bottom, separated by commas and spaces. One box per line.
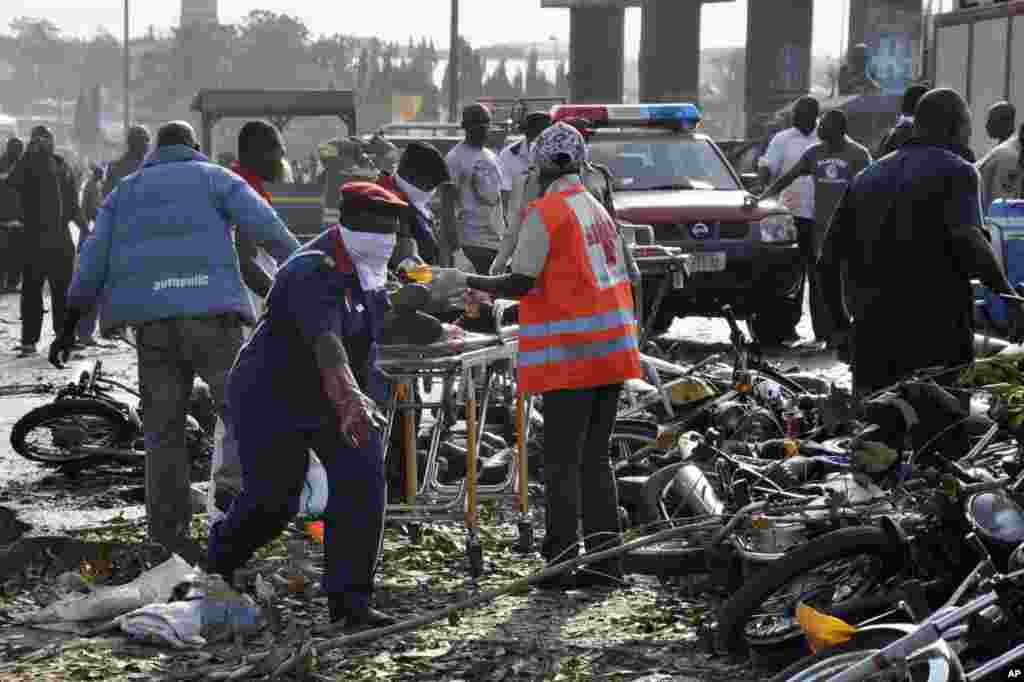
551, 103, 702, 131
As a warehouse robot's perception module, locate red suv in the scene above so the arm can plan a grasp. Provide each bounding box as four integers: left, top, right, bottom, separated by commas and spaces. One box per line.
552, 104, 803, 344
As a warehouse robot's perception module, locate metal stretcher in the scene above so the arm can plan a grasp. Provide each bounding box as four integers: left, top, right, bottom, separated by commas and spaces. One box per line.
376, 301, 532, 576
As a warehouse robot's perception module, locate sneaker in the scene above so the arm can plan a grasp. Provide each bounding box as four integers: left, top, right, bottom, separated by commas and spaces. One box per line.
78, 337, 99, 347
327, 598, 397, 629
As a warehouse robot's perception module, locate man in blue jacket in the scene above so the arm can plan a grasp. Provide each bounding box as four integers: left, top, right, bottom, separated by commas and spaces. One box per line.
207, 182, 399, 630
50, 121, 300, 564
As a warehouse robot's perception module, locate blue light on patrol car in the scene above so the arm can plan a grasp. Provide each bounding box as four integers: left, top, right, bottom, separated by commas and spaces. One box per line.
552, 103, 703, 130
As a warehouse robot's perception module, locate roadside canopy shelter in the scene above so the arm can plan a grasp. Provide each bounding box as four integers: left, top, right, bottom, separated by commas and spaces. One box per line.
189, 89, 357, 159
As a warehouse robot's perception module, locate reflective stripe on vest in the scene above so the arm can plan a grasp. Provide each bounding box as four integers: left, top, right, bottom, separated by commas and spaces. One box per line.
519, 308, 635, 339
517, 184, 641, 394
519, 333, 639, 368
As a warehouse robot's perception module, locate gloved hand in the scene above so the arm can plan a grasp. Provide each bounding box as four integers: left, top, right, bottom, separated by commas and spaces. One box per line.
429, 267, 469, 300
49, 332, 76, 369
49, 306, 83, 369
321, 363, 388, 449
334, 388, 388, 449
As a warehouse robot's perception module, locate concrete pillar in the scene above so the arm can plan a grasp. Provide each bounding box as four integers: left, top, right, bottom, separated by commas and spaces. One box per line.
569, 7, 625, 103
640, 0, 701, 103
744, 0, 813, 139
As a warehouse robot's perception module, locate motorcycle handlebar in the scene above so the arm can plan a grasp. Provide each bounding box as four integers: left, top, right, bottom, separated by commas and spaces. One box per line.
720, 305, 746, 343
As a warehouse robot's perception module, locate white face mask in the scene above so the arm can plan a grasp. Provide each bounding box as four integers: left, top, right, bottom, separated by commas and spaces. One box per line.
338, 226, 396, 291
395, 173, 436, 218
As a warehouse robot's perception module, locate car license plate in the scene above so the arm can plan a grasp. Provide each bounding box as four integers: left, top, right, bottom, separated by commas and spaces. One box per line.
689, 252, 727, 273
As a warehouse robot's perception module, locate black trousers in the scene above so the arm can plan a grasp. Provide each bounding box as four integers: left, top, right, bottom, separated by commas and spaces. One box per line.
0, 226, 23, 287
20, 248, 74, 346
541, 383, 624, 575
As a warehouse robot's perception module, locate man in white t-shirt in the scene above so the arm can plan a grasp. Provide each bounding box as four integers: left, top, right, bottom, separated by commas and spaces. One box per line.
497, 112, 552, 216
441, 103, 506, 274
758, 96, 820, 342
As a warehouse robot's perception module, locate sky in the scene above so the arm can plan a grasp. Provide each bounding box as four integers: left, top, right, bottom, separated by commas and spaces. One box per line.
0, 0, 897, 59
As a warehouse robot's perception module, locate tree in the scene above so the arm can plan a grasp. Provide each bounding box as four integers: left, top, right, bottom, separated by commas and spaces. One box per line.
483, 58, 516, 99
233, 10, 313, 88
524, 48, 551, 97
311, 34, 354, 89
10, 17, 66, 102
554, 61, 568, 96
706, 48, 745, 137
441, 36, 485, 112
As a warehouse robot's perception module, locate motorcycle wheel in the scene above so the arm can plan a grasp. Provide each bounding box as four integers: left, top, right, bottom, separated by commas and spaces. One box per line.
770, 629, 959, 682
10, 399, 137, 466
716, 526, 903, 655
609, 420, 663, 476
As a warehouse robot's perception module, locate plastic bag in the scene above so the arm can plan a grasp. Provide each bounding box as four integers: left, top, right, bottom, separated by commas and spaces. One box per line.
19, 554, 194, 624
299, 451, 328, 518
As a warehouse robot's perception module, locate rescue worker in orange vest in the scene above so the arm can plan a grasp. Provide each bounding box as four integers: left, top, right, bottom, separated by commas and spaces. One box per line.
428, 122, 642, 589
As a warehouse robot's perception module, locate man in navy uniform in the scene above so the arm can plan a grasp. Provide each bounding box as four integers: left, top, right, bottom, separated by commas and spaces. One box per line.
207, 182, 404, 629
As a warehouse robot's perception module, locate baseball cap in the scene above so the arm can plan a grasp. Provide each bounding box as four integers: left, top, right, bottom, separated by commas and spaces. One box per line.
338, 181, 409, 214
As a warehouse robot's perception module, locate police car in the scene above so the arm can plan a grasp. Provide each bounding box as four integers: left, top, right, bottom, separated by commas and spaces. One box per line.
551, 103, 803, 344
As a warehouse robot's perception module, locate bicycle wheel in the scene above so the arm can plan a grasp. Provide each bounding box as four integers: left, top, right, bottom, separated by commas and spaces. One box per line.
716, 526, 903, 654
10, 399, 137, 466
771, 628, 960, 682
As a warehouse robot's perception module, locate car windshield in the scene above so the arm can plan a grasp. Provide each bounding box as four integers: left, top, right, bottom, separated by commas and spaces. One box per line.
588, 132, 739, 191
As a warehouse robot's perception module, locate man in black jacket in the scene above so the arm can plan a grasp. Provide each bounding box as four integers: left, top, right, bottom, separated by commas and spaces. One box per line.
877, 84, 929, 158
103, 125, 150, 198
5, 126, 85, 357
821, 89, 1024, 394
0, 137, 24, 292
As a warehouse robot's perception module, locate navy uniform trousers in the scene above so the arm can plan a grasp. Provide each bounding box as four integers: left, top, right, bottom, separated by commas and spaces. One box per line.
207, 230, 389, 614
208, 405, 385, 613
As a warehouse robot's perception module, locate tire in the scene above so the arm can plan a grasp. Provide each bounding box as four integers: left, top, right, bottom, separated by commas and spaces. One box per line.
609, 420, 662, 473
10, 399, 137, 466
716, 526, 903, 655
770, 628, 958, 682
750, 284, 804, 346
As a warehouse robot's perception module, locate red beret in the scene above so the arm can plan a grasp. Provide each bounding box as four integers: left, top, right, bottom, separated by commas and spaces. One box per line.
338, 181, 409, 212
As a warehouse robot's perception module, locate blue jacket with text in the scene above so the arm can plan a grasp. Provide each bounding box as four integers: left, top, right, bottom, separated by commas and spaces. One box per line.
69, 145, 301, 333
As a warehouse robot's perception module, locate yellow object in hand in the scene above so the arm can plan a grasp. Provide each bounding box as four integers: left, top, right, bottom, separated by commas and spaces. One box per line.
797, 603, 858, 653
407, 265, 433, 284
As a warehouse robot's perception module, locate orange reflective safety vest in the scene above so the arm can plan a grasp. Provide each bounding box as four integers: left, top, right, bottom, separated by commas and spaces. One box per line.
517, 183, 642, 394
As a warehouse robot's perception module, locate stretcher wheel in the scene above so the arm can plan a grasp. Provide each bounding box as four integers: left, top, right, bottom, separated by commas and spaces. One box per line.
467, 538, 484, 577
515, 521, 534, 554
408, 523, 422, 545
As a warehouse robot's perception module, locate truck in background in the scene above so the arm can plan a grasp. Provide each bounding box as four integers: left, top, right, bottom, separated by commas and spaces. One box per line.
930, 2, 1024, 157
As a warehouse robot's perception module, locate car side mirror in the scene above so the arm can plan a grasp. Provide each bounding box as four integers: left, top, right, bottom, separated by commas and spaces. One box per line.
740, 173, 762, 192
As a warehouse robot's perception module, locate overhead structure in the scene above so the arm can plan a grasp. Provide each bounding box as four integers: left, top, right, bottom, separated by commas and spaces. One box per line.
543, 0, 924, 138
189, 89, 357, 158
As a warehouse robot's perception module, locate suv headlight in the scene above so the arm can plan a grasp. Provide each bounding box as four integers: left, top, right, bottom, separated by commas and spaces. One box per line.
759, 214, 797, 243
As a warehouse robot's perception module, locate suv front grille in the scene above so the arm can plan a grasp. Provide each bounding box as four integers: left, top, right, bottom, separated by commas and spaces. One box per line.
651, 221, 750, 242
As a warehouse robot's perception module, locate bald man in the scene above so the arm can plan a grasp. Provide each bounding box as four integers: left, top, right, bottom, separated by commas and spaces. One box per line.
821, 89, 1024, 394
